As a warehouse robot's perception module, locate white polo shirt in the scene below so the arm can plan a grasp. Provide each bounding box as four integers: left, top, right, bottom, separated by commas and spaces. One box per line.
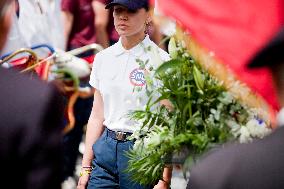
89, 35, 170, 133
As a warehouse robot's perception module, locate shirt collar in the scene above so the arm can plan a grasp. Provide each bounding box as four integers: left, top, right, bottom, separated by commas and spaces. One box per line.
114, 35, 151, 57
277, 107, 284, 126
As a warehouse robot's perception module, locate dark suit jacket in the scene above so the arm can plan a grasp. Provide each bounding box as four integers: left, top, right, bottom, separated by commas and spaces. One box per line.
0, 67, 64, 189
187, 126, 284, 189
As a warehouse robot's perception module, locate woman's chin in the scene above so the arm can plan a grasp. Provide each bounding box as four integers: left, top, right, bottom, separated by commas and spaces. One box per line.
117, 31, 130, 36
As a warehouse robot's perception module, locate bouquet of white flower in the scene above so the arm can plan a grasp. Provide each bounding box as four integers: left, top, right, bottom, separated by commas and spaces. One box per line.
126, 37, 272, 185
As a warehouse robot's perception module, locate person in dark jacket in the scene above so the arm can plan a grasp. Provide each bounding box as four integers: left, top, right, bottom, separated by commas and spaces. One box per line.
0, 1, 64, 188
187, 28, 284, 189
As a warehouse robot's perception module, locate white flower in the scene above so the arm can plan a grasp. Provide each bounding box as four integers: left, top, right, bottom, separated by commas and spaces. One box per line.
218, 92, 234, 105
228, 118, 272, 144
133, 140, 142, 150
210, 109, 220, 121
227, 120, 241, 138
246, 119, 272, 139
147, 134, 161, 147
239, 126, 253, 143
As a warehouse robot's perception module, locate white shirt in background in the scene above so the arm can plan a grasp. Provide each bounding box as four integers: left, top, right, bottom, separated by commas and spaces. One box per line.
2, 0, 64, 57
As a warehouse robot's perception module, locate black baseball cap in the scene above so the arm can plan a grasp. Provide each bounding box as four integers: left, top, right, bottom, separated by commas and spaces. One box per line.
105, 0, 149, 11
248, 28, 284, 68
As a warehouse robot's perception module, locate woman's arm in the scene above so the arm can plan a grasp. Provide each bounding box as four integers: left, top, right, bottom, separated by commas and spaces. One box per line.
77, 89, 105, 189
153, 100, 174, 189
61, 10, 73, 49
92, 0, 110, 48
154, 166, 173, 189
81, 89, 105, 166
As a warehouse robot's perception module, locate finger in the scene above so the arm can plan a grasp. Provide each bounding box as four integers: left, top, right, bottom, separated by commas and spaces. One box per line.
77, 181, 84, 189
77, 184, 85, 189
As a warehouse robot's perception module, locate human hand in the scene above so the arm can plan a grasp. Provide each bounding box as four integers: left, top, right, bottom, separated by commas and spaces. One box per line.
153, 180, 170, 189
77, 174, 90, 189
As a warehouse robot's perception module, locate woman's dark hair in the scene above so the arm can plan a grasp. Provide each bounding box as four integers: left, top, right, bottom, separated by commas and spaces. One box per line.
144, 3, 149, 11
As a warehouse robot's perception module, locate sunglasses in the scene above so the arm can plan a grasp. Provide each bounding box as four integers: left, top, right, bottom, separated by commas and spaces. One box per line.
112, 6, 139, 14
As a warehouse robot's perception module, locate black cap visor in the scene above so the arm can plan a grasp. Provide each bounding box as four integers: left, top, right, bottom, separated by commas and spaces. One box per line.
105, 2, 139, 11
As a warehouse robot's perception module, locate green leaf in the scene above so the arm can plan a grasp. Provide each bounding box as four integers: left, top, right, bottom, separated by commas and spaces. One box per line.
168, 37, 178, 59
155, 59, 183, 77
52, 68, 80, 89
152, 163, 162, 177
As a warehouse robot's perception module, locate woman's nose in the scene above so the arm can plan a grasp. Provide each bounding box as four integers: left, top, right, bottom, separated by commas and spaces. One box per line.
119, 14, 128, 21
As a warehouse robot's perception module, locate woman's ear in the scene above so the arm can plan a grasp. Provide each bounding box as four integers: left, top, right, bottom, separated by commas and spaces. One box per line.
145, 12, 153, 25
146, 8, 154, 23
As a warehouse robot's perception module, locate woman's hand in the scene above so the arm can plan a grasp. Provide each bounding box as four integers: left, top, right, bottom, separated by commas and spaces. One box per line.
153, 180, 170, 189
153, 166, 172, 189
77, 174, 90, 189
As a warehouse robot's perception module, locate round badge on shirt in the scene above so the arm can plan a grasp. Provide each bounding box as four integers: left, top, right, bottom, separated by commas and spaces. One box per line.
129, 68, 146, 86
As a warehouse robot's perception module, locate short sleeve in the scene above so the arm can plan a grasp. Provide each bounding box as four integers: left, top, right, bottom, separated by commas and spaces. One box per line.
61, 0, 76, 12
89, 52, 102, 90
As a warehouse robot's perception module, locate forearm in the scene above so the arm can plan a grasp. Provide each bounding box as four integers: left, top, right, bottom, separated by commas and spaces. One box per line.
154, 166, 173, 189
162, 166, 173, 185
92, 0, 109, 48
95, 27, 109, 48
61, 11, 73, 49
81, 114, 105, 166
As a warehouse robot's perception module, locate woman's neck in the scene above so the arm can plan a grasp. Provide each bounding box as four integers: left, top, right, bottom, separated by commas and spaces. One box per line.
121, 33, 146, 50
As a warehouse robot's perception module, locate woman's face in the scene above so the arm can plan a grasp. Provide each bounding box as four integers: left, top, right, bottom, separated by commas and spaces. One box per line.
113, 5, 150, 37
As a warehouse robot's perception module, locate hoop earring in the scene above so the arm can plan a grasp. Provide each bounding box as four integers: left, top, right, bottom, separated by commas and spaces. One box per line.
144, 22, 149, 34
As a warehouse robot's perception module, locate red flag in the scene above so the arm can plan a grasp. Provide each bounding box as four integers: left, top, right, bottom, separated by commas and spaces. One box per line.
154, 0, 284, 110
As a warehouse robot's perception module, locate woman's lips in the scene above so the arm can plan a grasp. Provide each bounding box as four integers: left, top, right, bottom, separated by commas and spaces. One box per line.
117, 24, 128, 30
118, 23, 127, 26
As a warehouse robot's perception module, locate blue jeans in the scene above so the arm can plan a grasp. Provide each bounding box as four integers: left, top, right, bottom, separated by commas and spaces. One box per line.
87, 129, 152, 189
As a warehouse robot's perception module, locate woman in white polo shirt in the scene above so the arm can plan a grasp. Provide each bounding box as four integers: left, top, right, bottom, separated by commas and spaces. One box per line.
77, 0, 171, 188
